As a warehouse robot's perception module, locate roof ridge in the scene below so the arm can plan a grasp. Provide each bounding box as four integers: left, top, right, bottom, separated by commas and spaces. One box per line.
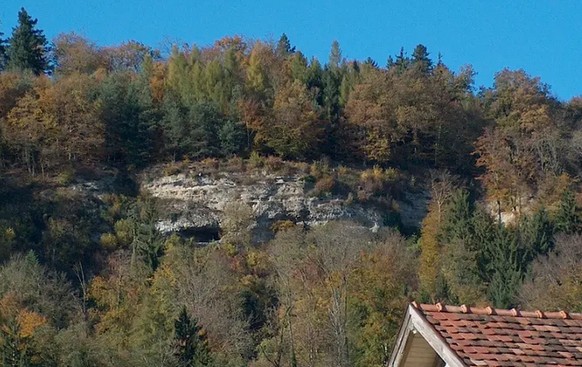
411, 302, 582, 320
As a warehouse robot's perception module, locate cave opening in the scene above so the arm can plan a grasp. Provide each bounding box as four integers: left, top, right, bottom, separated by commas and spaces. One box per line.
178, 227, 221, 243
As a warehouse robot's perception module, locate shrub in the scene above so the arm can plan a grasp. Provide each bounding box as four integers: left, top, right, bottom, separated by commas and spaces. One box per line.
100, 232, 118, 250
359, 165, 401, 198
314, 175, 336, 196
201, 157, 220, 171
163, 162, 182, 176
301, 175, 316, 184
385, 167, 401, 182
248, 151, 264, 169
226, 156, 246, 172
265, 156, 284, 172
309, 159, 330, 179
55, 169, 75, 186
271, 220, 297, 233
295, 162, 310, 174
337, 165, 350, 177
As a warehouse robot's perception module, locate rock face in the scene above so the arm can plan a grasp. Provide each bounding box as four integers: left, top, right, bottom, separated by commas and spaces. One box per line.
141, 171, 386, 243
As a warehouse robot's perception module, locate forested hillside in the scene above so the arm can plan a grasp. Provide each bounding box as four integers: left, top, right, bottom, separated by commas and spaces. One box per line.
0, 7, 581, 367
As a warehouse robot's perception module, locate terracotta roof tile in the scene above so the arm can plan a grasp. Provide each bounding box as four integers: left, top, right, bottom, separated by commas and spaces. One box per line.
412, 303, 582, 366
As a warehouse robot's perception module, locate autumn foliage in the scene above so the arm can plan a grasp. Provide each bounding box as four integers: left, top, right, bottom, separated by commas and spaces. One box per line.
0, 7, 581, 367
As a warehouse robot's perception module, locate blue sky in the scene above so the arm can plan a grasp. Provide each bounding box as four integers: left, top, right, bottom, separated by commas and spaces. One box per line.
2, 1, 580, 100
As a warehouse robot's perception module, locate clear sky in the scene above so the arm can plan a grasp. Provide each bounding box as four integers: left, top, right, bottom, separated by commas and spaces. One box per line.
1, 1, 580, 101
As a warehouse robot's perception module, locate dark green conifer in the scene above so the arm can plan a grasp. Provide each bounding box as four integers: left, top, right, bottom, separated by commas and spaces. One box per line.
411, 44, 433, 75
555, 190, 581, 234
276, 33, 295, 57
174, 306, 211, 367
0, 26, 6, 71
6, 8, 49, 74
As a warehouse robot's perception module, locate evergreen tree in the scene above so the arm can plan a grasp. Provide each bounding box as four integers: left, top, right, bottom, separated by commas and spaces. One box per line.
411, 44, 433, 75
328, 40, 342, 69
391, 47, 409, 73
162, 94, 190, 160
386, 55, 394, 69
0, 317, 26, 367
6, 8, 49, 74
322, 65, 341, 123
485, 227, 523, 308
187, 102, 223, 158
306, 58, 324, 104
174, 306, 211, 367
99, 72, 157, 168
276, 33, 295, 57
363, 57, 378, 69
0, 26, 6, 71
519, 208, 554, 258
555, 190, 581, 234
129, 196, 165, 272
219, 119, 246, 156
442, 189, 474, 243
288, 52, 309, 83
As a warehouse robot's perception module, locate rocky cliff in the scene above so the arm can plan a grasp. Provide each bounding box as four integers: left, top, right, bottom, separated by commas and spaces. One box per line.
141, 170, 392, 243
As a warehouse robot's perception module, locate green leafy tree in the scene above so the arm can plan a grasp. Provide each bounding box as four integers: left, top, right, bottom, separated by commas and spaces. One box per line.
265, 80, 323, 159
6, 8, 49, 74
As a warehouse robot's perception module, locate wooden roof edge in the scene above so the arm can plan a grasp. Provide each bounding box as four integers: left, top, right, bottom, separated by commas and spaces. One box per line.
388, 304, 467, 367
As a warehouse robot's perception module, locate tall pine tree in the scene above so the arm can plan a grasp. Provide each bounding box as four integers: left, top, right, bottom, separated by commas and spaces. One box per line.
6, 8, 49, 75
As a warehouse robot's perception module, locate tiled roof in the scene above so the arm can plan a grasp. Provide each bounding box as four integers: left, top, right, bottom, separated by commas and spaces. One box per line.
413, 302, 582, 366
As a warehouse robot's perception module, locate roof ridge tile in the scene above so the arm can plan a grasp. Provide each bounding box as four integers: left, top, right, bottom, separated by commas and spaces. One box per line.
413, 303, 582, 320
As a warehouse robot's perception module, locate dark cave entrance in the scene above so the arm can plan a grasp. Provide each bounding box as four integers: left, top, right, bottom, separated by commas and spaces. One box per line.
178, 227, 221, 243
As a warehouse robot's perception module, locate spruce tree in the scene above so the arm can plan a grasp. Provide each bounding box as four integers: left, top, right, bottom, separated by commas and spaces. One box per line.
328, 40, 342, 69
174, 306, 211, 367
0, 26, 6, 71
485, 227, 523, 308
393, 47, 409, 74
276, 33, 295, 57
555, 190, 581, 234
411, 44, 433, 75
6, 8, 49, 75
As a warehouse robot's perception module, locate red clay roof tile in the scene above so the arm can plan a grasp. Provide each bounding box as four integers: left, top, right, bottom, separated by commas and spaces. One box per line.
412, 303, 582, 366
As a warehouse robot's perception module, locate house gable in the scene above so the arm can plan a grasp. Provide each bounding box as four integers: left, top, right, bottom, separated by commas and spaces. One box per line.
389, 302, 582, 367
389, 304, 465, 367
